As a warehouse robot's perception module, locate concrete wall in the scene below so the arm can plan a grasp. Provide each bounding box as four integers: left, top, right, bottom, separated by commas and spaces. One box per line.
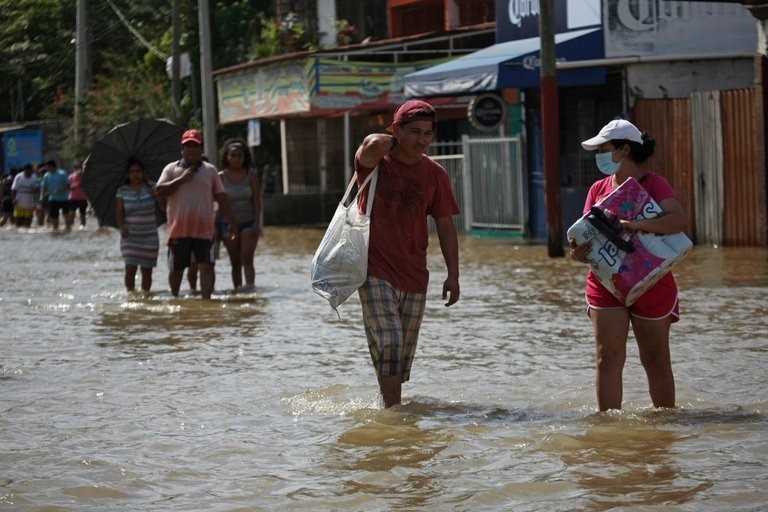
627, 58, 753, 103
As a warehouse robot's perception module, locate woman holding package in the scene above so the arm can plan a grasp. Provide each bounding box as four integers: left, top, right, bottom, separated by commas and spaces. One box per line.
569, 119, 688, 411
115, 158, 161, 293
217, 138, 262, 290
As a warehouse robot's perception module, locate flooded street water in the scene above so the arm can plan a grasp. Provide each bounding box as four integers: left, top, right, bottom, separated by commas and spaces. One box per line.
1, 223, 766, 511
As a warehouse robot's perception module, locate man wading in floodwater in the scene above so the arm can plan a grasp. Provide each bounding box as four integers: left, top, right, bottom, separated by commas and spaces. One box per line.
353, 100, 461, 408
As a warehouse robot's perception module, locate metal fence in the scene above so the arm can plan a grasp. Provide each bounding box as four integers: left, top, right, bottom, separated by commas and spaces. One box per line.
432, 135, 525, 235
634, 88, 765, 246
431, 153, 466, 233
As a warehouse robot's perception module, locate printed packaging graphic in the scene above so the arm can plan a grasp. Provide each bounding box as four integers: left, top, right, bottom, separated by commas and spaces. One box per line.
567, 177, 692, 305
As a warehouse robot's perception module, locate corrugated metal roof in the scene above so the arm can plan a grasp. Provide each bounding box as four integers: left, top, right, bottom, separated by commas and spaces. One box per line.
0, 124, 26, 134
213, 23, 496, 77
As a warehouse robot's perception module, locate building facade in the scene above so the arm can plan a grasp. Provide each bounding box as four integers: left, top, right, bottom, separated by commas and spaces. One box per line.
213, 0, 766, 246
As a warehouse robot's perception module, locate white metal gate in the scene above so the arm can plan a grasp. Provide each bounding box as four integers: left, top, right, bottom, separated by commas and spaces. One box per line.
432, 135, 525, 234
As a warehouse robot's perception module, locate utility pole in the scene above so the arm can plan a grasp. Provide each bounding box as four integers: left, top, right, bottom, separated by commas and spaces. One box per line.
74, 0, 89, 147
744, 0, 768, 245
171, 0, 181, 124
197, 0, 217, 159
539, 0, 564, 257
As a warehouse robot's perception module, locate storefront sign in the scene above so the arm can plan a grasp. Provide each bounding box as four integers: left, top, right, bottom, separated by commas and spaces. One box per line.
605, 0, 755, 57
217, 61, 313, 123
216, 58, 442, 123
468, 94, 505, 131
310, 59, 419, 111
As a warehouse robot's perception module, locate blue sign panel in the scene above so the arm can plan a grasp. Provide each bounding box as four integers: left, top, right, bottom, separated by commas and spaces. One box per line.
3, 128, 42, 174
498, 28, 605, 89
496, 0, 602, 42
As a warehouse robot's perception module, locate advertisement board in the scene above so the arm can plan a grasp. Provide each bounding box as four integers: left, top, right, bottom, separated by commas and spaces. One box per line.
217, 59, 440, 123
3, 128, 42, 174
495, 0, 601, 41
605, 0, 756, 57
217, 61, 313, 123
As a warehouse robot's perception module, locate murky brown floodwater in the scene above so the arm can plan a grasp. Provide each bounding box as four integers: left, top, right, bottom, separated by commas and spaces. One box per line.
1, 222, 766, 511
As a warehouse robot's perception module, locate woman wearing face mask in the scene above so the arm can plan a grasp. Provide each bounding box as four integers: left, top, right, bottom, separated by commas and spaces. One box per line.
569, 119, 688, 412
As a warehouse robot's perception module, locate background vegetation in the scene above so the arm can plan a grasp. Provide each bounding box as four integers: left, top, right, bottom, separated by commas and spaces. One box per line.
0, 0, 303, 164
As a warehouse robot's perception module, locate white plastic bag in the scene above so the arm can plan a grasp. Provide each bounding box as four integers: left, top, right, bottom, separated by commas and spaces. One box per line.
311, 168, 378, 311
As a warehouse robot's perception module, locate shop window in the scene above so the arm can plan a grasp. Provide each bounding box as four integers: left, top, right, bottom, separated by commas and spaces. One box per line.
336, 0, 388, 42
561, 73, 624, 187
393, 4, 444, 37
458, 0, 494, 25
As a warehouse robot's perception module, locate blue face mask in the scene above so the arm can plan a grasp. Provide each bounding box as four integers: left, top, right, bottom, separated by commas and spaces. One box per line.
595, 150, 622, 175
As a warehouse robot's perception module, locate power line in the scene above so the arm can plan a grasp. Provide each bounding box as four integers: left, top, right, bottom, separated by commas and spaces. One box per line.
105, 0, 168, 60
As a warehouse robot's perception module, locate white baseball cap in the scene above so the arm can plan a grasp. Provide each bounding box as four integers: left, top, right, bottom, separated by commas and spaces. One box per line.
581, 119, 643, 150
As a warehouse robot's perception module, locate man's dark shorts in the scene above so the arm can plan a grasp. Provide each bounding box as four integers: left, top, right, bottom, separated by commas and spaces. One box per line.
167, 238, 215, 271
48, 200, 70, 219
70, 199, 88, 215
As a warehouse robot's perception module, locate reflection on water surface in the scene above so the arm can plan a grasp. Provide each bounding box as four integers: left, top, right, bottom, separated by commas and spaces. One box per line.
0, 226, 766, 511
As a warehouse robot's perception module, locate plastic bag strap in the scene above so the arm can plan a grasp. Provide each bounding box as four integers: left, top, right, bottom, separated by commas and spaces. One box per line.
363, 166, 378, 217
341, 165, 379, 217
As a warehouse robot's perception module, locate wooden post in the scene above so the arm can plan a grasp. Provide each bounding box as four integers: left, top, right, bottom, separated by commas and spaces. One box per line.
747, 2, 768, 245
539, 0, 564, 257
198, 0, 217, 158
74, 0, 88, 146
171, 0, 181, 124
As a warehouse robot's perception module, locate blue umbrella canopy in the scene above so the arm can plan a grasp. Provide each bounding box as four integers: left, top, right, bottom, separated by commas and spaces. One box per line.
82, 118, 184, 228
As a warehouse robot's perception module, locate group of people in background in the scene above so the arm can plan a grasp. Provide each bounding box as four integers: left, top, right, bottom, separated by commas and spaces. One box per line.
116, 130, 261, 298
0, 160, 89, 230
0, 132, 263, 298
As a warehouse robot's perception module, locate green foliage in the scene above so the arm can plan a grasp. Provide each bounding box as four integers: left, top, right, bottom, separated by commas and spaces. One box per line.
334, 19, 357, 46
209, 0, 263, 69
249, 11, 319, 59
0, 0, 77, 121
41, 52, 173, 162
250, 14, 283, 60
0, 0, 289, 158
